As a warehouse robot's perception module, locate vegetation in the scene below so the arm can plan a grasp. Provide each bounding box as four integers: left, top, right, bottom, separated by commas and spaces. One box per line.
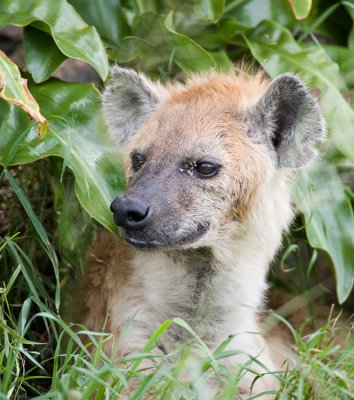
0, 0, 353, 398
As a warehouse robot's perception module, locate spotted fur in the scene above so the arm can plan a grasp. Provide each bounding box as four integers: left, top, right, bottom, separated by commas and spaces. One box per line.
76, 67, 325, 397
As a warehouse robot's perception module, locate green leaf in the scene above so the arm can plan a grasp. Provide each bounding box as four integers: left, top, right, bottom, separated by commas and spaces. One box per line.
0, 49, 48, 136
53, 172, 94, 270
323, 45, 354, 89
0, 0, 108, 80
194, 0, 225, 23
225, 0, 295, 29
288, 0, 312, 20
164, 12, 216, 74
244, 20, 354, 162
107, 12, 174, 71
23, 26, 66, 83
68, 0, 130, 45
0, 81, 125, 232
194, 17, 249, 50
293, 163, 354, 303
343, 1, 354, 49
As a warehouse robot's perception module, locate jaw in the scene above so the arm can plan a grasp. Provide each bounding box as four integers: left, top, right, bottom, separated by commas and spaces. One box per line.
120, 223, 210, 251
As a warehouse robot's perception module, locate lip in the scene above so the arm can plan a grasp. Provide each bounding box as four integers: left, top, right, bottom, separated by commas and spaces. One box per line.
122, 223, 209, 250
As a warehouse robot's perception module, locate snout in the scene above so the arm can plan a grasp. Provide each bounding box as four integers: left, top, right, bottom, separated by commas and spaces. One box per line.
110, 196, 152, 230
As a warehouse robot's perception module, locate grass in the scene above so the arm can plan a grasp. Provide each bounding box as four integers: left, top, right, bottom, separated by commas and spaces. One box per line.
0, 163, 353, 400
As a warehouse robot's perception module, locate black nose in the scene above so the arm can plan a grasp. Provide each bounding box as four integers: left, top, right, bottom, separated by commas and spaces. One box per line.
110, 197, 152, 230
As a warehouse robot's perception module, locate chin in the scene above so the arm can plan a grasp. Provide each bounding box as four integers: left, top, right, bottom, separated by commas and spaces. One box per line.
121, 223, 210, 251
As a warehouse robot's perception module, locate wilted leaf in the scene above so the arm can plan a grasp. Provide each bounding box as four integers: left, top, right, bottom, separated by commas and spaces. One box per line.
0, 0, 108, 80
293, 163, 354, 303
287, 0, 312, 20
0, 81, 125, 232
23, 26, 66, 83
0, 50, 48, 137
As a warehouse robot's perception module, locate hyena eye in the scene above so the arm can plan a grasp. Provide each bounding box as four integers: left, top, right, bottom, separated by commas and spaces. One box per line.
132, 153, 145, 171
196, 161, 218, 177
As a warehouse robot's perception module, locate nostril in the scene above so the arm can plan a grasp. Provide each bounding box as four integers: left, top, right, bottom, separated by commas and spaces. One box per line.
110, 196, 152, 229
127, 207, 149, 223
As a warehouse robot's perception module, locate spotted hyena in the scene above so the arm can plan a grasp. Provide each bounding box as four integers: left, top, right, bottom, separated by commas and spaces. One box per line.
78, 67, 325, 397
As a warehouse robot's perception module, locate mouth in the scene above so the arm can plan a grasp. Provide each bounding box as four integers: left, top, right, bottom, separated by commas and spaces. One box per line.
122, 223, 210, 250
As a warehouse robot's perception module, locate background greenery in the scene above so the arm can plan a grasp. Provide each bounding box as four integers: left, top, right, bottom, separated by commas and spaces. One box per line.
0, 0, 353, 398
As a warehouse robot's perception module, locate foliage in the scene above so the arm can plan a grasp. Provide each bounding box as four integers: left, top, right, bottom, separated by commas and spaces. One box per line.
0, 0, 354, 398
1, 0, 354, 303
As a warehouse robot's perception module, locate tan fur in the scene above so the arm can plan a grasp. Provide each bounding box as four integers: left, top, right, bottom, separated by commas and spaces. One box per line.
78, 232, 133, 351
74, 68, 326, 398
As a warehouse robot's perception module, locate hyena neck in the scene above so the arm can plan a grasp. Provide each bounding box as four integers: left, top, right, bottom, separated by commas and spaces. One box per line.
165, 247, 219, 303
161, 241, 269, 333
127, 176, 293, 342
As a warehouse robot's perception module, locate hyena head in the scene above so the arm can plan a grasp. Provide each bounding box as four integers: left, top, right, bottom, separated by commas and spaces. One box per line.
104, 67, 325, 251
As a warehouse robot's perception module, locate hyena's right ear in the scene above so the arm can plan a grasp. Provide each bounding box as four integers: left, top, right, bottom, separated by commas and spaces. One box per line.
103, 66, 166, 144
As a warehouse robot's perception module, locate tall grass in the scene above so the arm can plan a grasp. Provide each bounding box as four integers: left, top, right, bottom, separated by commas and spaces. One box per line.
1, 0, 354, 394
0, 165, 353, 399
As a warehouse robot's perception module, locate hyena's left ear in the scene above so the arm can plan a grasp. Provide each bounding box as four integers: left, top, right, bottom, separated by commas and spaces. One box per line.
103, 66, 166, 144
248, 74, 326, 168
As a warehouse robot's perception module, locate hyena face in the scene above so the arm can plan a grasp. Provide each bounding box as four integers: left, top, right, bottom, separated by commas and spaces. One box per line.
104, 67, 324, 250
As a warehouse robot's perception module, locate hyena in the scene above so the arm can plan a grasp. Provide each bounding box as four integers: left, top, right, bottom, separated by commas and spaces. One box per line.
78, 66, 325, 396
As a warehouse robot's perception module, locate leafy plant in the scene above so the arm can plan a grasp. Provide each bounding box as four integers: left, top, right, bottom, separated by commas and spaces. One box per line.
0, 0, 354, 398
1, 0, 353, 302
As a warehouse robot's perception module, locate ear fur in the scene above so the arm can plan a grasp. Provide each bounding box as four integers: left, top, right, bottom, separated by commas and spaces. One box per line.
102, 66, 165, 144
248, 74, 326, 168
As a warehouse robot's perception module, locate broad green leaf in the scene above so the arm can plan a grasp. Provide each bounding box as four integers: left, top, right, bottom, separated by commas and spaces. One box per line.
324, 45, 354, 89
293, 163, 354, 303
288, 0, 312, 20
0, 50, 48, 137
68, 0, 130, 45
164, 12, 216, 74
194, 17, 249, 50
244, 20, 354, 162
0, 0, 108, 80
224, 0, 295, 29
194, 0, 225, 23
0, 81, 125, 232
134, 0, 157, 15
23, 26, 66, 83
209, 50, 233, 72
343, 1, 354, 49
53, 171, 94, 270
349, 26, 354, 50
107, 13, 171, 73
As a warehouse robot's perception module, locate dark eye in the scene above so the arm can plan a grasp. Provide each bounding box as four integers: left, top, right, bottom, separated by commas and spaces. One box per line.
196, 161, 218, 177
132, 153, 145, 171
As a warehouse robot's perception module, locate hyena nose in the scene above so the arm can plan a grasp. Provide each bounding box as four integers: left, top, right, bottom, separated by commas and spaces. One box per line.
110, 197, 152, 230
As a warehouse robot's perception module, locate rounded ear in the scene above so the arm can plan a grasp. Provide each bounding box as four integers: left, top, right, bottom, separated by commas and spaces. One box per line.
247, 74, 326, 168
102, 66, 166, 144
